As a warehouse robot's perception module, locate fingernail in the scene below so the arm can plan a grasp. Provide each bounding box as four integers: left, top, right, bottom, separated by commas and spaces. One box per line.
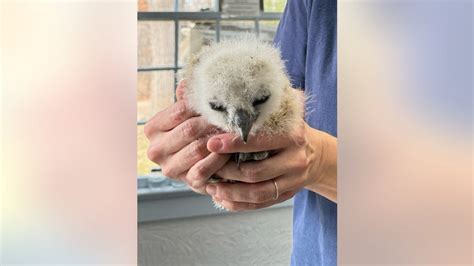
207, 184, 217, 195
208, 138, 223, 152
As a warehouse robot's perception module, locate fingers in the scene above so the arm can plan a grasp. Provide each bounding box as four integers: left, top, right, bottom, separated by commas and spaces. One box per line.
207, 174, 305, 204
208, 180, 275, 203
183, 153, 230, 195
145, 100, 197, 135
186, 152, 231, 188
145, 79, 189, 136
156, 116, 215, 156
212, 190, 298, 212
207, 130, 305, 154
179, 172, 207, 194
215, 148, 306, 183
162, 136, 212, 178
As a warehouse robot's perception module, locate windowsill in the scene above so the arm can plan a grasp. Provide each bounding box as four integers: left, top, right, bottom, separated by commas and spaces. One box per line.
138, 186, 293, 223
138, 185, 196, 200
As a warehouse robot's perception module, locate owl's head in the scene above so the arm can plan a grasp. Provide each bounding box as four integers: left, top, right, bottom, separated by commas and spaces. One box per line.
187, 37, 290, 142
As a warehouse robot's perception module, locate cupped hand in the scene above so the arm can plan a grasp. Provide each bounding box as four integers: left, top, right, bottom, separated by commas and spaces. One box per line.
201, 122, 337, 211
144, 81, 230, 194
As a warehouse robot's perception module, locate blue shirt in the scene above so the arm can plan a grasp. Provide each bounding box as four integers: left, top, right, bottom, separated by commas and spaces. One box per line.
274, 0, 337, 265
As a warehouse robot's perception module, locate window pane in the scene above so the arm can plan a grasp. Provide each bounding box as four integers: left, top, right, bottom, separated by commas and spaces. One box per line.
264, 0, 287, 12
260, 20, 280, 42
220, 20, 256, 40
137, 70, 175, 176
137, 71, 175, 122
138, 21, 175, 68
179, 21, 216, 66
179, 0, 215, 11
138, 0, 174, 12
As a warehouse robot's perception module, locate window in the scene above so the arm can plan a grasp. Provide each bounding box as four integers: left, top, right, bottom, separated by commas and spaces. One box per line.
137, 0, 287, 196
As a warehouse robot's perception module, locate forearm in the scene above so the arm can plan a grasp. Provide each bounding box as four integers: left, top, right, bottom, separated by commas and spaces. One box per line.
305, 127, 337, 203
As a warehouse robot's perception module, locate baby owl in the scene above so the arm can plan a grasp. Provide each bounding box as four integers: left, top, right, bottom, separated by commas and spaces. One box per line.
183, 36, 305, 208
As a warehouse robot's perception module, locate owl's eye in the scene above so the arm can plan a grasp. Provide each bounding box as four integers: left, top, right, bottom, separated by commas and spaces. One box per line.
209, 102, 226, 112
252, 95, 270, 106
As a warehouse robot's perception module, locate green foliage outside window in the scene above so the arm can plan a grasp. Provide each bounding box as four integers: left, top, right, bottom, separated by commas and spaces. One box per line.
264, 0, 286, 12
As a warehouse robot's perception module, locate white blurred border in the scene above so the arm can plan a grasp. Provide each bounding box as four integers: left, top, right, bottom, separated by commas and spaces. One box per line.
339, 0, 472, 264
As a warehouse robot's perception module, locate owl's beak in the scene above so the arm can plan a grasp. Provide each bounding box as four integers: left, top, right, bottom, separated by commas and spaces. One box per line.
234, 109, 254, 143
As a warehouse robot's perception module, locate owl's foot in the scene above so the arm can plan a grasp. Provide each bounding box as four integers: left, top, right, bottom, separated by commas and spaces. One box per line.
235, 151, 270, 168
212, 199, 227, 210
207, 176, 223, 183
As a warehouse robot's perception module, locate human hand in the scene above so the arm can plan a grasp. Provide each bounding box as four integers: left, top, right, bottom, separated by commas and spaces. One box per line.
144, 81, 230, 194
202, 122, 337, 211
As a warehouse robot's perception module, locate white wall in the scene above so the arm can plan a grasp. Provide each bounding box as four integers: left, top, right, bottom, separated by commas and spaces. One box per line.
138, 207, 293, 266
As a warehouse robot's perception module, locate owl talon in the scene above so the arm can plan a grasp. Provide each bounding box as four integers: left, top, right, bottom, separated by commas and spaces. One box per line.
212, 199, 227, 211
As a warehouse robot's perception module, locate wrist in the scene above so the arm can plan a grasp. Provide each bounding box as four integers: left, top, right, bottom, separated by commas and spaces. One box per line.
304, 126, 337, 202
